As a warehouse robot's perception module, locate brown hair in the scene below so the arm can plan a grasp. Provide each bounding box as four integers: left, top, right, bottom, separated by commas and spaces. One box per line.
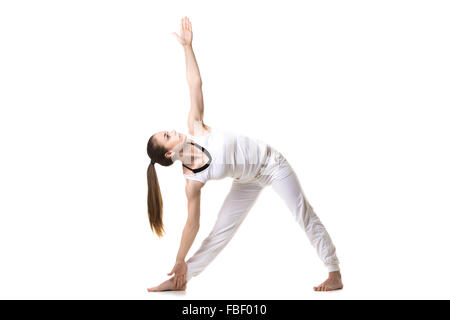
147, 134, 173, 238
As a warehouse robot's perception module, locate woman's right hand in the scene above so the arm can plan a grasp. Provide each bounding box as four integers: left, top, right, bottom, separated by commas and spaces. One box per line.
172, 16, 193, 47
167, 260, 187, 289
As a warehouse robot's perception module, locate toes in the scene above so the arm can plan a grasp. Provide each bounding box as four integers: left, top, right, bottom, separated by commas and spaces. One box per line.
314, 285, 323, 292
314, 281, 333, 292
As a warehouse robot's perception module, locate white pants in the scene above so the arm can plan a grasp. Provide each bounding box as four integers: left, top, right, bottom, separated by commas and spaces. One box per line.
185, 152, 340, 282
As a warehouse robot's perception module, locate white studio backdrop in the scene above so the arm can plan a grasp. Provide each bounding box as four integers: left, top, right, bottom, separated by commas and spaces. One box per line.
0, 0, 449, 299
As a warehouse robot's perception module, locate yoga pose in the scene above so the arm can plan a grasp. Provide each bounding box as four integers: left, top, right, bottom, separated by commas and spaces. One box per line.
147, 17, 343, 292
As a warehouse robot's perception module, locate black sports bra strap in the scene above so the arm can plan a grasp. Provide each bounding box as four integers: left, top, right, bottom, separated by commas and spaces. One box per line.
183, 142, 212, 174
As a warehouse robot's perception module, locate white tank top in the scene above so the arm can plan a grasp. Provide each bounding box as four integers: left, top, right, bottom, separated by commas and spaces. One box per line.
183, 127, 276, 184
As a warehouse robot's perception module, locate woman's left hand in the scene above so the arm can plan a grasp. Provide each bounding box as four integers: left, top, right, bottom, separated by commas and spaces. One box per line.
167, 260, 187, 289
172, 16, 193, 47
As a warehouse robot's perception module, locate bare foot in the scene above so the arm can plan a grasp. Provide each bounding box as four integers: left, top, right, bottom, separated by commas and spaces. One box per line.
313, 271, 343, 292
148, 277, 187, 292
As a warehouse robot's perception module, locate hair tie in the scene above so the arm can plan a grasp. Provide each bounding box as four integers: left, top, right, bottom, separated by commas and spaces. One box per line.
150, 160, 155, 166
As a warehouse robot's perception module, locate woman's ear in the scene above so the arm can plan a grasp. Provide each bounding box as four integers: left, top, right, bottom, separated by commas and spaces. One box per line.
165, 151, 174, 159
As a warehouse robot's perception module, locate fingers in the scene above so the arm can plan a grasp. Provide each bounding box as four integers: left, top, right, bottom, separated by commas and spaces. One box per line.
168, 275, 185, 290
175, 274, 186, 289
187, 17, 191, 32
177, 274, 185, 289
181, 16, 192, 32
173, 275, 178, 289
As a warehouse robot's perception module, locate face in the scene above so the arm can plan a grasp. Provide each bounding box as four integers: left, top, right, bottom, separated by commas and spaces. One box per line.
153, 130, 186, 159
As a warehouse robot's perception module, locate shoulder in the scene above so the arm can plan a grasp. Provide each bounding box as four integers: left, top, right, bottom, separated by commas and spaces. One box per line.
185, 178, 204, 197
182, 165, 207, 185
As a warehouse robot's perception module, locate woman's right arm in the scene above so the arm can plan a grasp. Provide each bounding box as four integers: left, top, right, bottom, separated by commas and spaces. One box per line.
174, 179, 204, 263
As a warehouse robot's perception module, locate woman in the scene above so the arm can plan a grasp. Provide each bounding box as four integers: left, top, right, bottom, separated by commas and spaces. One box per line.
147, 17, 343, 292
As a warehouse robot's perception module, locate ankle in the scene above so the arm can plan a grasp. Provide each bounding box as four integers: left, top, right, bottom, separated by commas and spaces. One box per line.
329, 271, 341, 279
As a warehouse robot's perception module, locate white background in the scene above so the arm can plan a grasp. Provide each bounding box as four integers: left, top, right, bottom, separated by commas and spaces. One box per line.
0, 0, 449, 299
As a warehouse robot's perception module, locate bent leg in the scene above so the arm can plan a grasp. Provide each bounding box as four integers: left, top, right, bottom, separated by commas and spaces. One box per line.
271, 170, 340, 272
185, 180, 264, 282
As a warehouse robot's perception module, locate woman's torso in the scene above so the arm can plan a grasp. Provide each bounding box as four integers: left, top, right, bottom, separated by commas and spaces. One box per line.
183, 127, 279, 184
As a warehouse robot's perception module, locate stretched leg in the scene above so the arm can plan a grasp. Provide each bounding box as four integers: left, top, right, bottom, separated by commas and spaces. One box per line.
185, 180, 264, 282
270, 168, 343, 291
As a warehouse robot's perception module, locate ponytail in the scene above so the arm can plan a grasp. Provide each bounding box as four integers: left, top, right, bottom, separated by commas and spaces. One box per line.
146, 134, 173, 238
147, 162, 165, 238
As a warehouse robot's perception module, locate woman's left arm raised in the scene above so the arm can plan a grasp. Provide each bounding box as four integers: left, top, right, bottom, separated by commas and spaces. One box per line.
173, 16, 207, 135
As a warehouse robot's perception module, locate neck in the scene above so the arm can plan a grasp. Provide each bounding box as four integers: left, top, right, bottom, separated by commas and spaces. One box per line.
172, 140, 204, 167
